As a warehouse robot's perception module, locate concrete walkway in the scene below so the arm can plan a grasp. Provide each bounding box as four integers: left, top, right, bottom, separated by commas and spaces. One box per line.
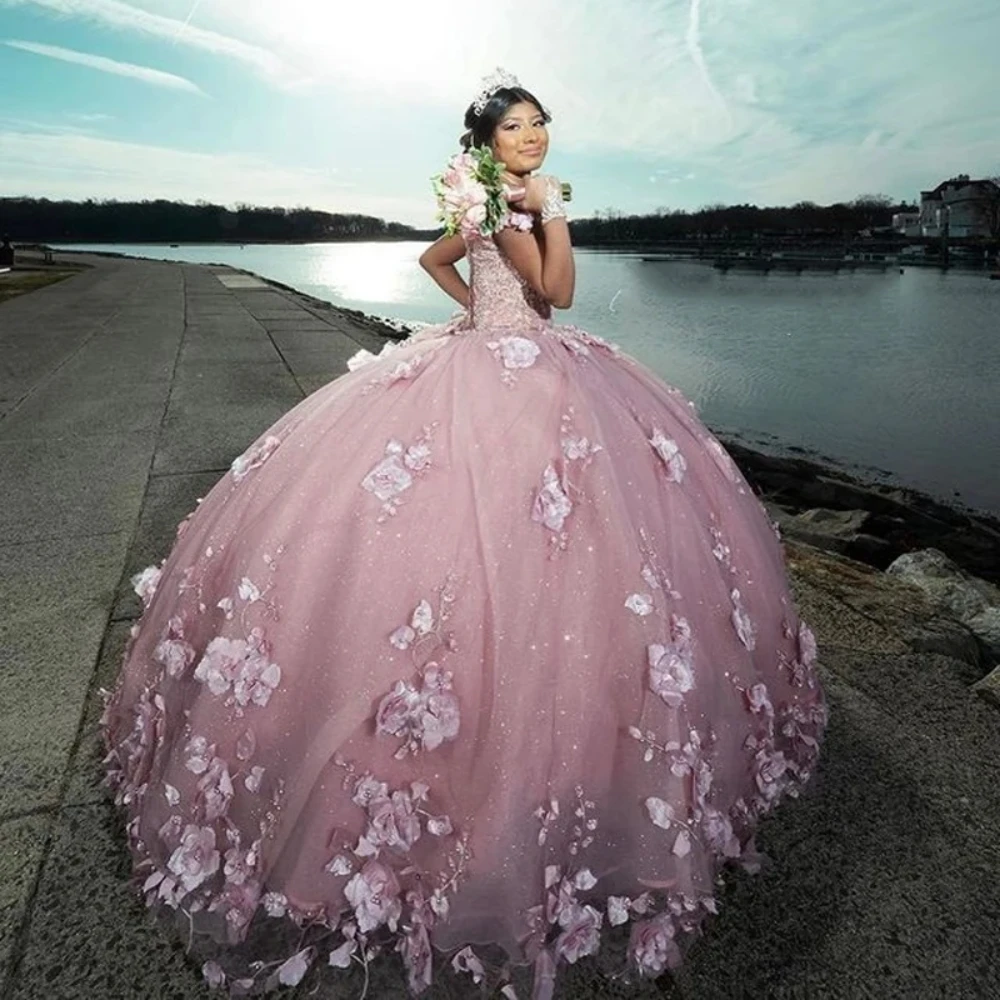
0, 255, 390, 999
1, 255, 998, 999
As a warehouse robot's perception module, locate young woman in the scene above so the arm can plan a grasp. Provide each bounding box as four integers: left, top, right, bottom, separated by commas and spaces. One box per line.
102, 70, 827, 998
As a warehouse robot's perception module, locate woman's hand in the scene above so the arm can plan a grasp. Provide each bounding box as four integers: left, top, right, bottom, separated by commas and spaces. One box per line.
502, 172, 559, 215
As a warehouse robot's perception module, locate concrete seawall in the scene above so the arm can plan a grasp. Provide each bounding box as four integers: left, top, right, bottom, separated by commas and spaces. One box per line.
1, 253, 997, 998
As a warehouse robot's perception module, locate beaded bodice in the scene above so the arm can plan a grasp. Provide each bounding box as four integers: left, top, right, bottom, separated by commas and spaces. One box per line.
465, 233, 552, 329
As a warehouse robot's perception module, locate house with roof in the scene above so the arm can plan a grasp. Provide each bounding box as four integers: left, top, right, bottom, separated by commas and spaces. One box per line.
919, 175, 1000, 238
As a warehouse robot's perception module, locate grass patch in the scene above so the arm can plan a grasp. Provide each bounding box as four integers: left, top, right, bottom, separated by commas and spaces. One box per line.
0, 270, 77, 305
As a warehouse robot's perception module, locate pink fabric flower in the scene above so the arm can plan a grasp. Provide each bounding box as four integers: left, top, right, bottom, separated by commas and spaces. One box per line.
262, 891, 287, 917
367, 789, 422, 852
629, 914, 682, 975
451, 946, 486, 983
343, 860, 402, 933
607, 896, 630, 926
731, 588, 757, 650
745, 682, 774, 717
555, 904, 603, 963
198, 756, 234, 822
532, 464, 572, 532
184, 735, 215, 774
352, 774, 389, 808
328, 939, 357, 968
644, 796, 675, 829
194, 637, 247, 696
202, 960, 226, 988
374, 669, 460, 755
701, 806, 741, 858
132, 564, 162, 607
647, 617, 695, 708
167, 823, 220, 893
649, 428, 687, 482
376, 681, 421, 737
361, 451, 413, 502
754, 747, 790, 802
418, 691, 460, 750
489, 335, 541, 370
232, 649, 281, 708
231, 434, 281, 482
276, 947, 313, 987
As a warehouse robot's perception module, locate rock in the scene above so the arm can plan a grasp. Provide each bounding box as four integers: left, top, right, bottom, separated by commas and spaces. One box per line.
967, 607, 1000, 663
886, 548, 1000, 663
783, 540, 985, 676
972, 665, 1000, 708
723, 436, 1000, 584
765, 504, 893, 563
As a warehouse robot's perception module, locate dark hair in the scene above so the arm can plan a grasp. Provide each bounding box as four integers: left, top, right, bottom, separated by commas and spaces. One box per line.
460, 86, 551, 150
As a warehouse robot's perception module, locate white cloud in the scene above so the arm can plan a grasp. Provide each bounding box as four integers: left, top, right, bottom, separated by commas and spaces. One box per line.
0, 128, 429, 222
4, 39, 203, 92
2, 0, 291, 82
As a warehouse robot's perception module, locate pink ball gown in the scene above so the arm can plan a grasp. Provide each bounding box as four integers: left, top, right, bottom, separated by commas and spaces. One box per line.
101, 225, 827, 998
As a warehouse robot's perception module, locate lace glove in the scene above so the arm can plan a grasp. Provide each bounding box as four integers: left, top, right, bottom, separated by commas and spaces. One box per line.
540, 175, 567, 225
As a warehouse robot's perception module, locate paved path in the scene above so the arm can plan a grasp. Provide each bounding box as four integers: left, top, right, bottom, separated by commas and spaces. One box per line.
1, 255, 998, 999
0, 254, 390, 999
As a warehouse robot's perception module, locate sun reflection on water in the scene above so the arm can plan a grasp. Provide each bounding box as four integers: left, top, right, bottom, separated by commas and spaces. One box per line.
305, 242, 432, 306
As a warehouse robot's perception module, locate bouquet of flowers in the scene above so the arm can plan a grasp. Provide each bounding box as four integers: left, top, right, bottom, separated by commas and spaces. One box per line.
432, 146, 533, 238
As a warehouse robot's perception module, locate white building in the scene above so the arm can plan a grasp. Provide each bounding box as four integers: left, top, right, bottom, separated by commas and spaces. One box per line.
892, 211, 921, 236
919, 176, 1000, 238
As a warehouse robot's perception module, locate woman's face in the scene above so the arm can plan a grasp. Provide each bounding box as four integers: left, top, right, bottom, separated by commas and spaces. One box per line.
490, 101, 548, 176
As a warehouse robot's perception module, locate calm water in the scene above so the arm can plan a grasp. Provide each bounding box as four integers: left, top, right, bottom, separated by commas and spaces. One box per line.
60, 242, 1000, 516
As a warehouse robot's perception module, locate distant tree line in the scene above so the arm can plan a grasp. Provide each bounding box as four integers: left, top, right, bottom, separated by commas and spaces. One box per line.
569, 195, 919, 246
0, 197, 430, 243
6, 192, 984, 249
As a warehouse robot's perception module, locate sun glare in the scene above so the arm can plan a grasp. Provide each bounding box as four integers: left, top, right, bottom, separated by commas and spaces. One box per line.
248, 0, 512, 99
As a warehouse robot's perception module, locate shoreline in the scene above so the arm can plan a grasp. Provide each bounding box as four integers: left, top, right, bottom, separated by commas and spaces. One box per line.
49, 247, 1000, 583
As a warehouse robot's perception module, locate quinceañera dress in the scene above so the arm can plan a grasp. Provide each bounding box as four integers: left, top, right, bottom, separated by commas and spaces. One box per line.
101, 219, 827, 997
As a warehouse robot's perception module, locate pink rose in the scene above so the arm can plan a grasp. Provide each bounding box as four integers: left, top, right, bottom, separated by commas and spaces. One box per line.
375, 681, 420, 738
629, 914, 682, 975
167, 824, 220, 893
555, 904, 603, 963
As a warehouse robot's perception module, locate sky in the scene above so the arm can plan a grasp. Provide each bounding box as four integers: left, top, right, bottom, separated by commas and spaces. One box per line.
0, 0, 998, 227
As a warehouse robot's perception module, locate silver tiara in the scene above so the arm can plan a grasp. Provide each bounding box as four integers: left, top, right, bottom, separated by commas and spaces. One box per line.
471, 67, 520, 115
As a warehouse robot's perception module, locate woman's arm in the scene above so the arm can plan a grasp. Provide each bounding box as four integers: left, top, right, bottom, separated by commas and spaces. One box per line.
418, 234, 469, 308
494, 177, 575, 309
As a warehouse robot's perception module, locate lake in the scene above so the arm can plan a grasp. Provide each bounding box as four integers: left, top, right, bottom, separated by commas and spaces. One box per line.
57, 242, 1000, 516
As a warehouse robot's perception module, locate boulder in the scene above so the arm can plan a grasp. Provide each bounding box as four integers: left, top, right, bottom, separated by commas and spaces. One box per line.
886, 548, 1000, 663
972, 665, 1000, 708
